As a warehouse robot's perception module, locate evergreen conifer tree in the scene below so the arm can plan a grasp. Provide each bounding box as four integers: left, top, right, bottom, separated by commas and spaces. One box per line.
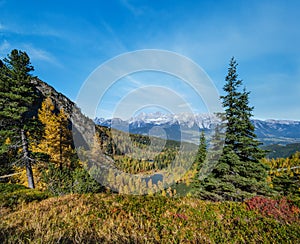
194, 131, 207, 173
191, 130, 207, 195
0, 50, 38, 188
199, 57, 270, 201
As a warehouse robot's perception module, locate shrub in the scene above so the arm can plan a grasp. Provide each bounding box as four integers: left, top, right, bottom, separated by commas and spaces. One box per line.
41, 163, 73, 196
0, 183, 48, 209
245, 196, 300, 223
41, 163, 104, 196
72, 167, 104, 194
1, 194, 300, 243
0, 183, 28, 193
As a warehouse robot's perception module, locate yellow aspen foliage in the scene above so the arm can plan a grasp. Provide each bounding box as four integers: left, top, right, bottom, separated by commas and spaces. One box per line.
32, 97, 75, 169
261, 152, 300, 196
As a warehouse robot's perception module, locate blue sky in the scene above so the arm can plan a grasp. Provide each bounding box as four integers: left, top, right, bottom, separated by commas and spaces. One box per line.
0, 0, 299, 120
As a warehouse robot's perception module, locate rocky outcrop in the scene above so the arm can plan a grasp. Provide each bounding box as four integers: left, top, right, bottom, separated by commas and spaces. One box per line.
32, 78, 95, 148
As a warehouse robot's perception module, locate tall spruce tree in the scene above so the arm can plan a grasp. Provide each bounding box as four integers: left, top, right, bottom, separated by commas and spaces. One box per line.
199, 57, 270, 201
194, 131, 207, 173
0, 50, 38, 188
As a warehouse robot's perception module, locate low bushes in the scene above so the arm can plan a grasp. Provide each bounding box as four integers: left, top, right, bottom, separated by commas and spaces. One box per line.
1, 187, 299, 243
245, 195, 300, 223
0, 183, 48, 210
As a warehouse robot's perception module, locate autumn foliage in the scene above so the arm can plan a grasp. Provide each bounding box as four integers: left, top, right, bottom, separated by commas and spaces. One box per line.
33, 97, 75, 169
245, 196, 300, 223
1, 185, 300, 243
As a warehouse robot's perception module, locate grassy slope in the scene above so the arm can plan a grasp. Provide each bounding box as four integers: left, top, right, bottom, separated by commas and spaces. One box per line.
1, 184, 299, 243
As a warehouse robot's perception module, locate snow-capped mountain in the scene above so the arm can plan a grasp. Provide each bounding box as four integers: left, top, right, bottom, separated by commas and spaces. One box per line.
94, 113, 300, 145
95, 112, 220, 129
251, 119, 300, 144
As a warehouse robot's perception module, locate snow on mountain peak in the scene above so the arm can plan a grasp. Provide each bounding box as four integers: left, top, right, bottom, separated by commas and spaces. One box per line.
95, 112, 220, 129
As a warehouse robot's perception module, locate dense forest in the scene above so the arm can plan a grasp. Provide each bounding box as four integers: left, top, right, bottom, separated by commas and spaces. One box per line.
0, 50, 299, 242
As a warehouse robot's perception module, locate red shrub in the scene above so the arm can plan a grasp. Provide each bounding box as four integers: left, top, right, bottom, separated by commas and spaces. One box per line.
245, 196, 300, 223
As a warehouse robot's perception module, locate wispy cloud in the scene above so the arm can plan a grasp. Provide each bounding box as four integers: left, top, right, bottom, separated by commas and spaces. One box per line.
125, 75, 143, 87
0, 22, 63, 39
120, 0, 144, 16
0, 39, 10, 52
0, 40, 61, 67
111, 85, 195, 120
22, 44, 62, 67
101, 21, 127, 53
1, 1, 298, 120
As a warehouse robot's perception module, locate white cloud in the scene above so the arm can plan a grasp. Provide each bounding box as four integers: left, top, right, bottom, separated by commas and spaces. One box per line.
22, 44, 61, 66
111, 86, 195, 120
0, 40, 10, 53
0, 41, 62, 67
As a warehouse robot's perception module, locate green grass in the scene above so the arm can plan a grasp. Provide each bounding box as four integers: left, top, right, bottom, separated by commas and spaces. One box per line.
0, 183, 49, 210
0, 183, 299, 243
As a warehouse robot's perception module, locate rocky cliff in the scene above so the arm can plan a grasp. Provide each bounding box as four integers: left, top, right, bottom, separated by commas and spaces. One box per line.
32, 78, 95, 148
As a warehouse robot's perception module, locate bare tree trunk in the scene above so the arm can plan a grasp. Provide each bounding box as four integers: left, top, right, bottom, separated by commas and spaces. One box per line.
59, 124, 63, 170
21, 128, 35, 188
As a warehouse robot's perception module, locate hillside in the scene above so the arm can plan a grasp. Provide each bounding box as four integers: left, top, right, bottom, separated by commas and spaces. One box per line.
263, 143, 300, 159
1, 2, 300, 242
1, 183, 299, 243
30, 79, 198, 191
32, 78, 95, 148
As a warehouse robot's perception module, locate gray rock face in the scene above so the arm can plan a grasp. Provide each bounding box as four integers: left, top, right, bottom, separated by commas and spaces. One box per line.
32, 78, 95, 148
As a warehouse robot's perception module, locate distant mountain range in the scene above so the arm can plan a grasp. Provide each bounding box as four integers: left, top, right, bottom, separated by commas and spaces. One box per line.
31, 79, 300, 158
95, 112, 300, 146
